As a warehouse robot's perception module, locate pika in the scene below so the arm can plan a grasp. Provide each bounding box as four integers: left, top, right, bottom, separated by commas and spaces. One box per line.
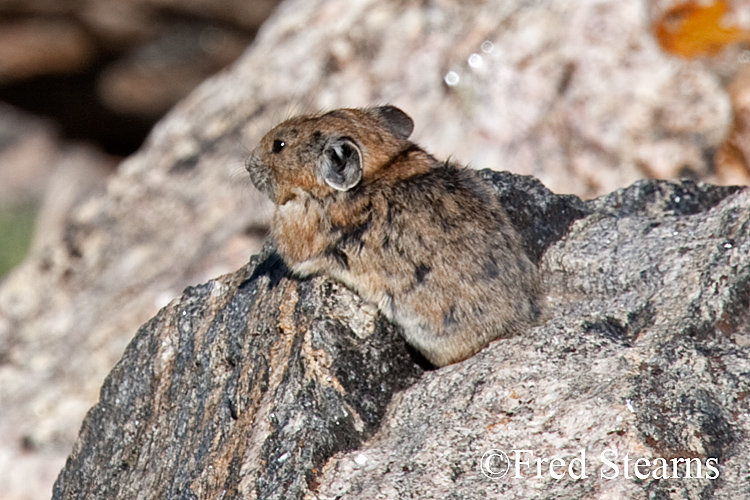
246, 106, 544, 367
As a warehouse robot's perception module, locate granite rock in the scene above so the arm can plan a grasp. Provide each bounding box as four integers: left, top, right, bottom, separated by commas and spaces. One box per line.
52, 174, 750, 499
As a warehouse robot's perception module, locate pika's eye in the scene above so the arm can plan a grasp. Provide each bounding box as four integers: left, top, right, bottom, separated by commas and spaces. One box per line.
272, 140, 285, 153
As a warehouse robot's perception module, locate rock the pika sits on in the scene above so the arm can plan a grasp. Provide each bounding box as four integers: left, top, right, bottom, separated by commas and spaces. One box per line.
245, 106, 544, 366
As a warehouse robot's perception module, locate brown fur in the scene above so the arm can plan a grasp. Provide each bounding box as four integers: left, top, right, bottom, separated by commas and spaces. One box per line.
246, 106, 544, 366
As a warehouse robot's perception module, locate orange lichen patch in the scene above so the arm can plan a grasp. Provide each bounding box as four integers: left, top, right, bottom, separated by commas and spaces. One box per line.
654, 0, 750, 58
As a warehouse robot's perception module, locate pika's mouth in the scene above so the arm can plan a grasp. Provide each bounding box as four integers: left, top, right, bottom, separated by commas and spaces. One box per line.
244, 152, 261, 173
245, 153, 274, 199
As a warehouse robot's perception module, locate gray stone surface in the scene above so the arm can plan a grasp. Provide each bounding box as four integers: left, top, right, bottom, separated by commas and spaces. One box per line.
52, 248, 423, 499
52, 174, 750, 499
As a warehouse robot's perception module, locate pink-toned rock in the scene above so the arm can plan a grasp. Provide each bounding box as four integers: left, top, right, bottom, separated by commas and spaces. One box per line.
96, 24, 251, 118
0, 104, 59, 206
141, 0, 280, 31
0, 19, 96, 82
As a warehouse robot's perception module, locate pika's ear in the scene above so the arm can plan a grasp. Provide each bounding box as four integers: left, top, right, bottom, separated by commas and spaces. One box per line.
372, 105, 414, 140
320, 137, 362, 191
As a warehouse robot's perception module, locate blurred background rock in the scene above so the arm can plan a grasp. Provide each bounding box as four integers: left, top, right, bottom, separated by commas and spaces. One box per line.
2, 0, 750, 280
0, 1, 749, 499
0, 0, 281, 278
